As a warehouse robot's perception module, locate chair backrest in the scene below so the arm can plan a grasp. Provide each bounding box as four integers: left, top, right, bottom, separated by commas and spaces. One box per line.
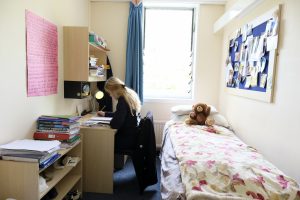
145, 111, 153, 124
132, 111, 158, 192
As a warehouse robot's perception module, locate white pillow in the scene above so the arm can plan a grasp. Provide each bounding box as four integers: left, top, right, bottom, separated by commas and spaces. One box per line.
171, 114, 189, 122
209, 105, 218, 115
170, 104, 230, 128
209, 113, 230, 128
171, 105, 192, 116
171, 104, 218, 116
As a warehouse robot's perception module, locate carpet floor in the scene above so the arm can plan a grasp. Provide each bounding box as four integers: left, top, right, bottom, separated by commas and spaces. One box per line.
83, 157, 161, 200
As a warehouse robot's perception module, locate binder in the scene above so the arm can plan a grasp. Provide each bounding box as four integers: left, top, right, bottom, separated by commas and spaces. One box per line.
34, 132, 79, 141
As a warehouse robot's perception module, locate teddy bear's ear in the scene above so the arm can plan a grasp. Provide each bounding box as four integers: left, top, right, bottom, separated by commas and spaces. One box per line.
204, 106, 211, 116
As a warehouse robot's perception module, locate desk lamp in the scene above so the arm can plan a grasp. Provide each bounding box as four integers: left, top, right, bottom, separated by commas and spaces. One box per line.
90, 90, 104, 112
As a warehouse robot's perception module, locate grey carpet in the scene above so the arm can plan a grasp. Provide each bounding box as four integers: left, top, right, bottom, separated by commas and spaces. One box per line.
83, 157, 161, 200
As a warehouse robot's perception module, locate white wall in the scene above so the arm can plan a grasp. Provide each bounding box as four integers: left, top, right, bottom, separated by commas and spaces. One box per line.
0, 0, 89, 144
218, 0, 300, 182
90, 2, 224, 120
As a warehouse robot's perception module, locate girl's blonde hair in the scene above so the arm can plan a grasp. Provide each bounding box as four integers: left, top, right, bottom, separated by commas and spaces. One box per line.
104, 77, 141, 115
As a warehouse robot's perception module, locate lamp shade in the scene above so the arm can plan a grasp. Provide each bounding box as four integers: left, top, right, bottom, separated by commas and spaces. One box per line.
95, 90, 104, 100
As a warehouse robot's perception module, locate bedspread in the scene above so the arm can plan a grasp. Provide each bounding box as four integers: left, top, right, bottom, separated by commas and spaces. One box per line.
169, 121, 300, 200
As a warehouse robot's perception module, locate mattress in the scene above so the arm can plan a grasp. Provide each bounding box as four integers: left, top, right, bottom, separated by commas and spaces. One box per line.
160, 120, 300, 200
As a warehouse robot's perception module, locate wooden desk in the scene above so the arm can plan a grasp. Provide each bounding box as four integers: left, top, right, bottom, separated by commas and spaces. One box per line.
80, 114, 117, 194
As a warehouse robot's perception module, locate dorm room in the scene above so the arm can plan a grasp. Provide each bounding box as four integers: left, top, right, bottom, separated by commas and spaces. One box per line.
0, 0, 300, 200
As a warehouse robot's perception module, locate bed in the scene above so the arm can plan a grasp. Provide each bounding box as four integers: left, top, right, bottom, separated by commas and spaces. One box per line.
160, 106, 300, 200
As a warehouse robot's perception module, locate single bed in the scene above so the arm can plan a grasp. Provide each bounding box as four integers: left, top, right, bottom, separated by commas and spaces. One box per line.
160, 108, 300, 200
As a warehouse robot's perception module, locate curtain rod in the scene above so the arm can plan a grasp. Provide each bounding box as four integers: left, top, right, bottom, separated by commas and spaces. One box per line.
90, 0, 226, 4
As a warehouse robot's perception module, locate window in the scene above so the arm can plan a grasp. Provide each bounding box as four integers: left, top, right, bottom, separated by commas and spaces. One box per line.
143, 6, 196, 100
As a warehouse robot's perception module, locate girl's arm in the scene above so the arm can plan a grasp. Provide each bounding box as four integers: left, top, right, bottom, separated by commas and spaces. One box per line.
104, 112, 114, 117
109, 98, 127, 129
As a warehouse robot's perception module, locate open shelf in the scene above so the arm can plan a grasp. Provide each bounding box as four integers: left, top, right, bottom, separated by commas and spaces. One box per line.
53, 174, 81, 200
64, 26, 108, 83
39, 159, 81, 199
39, 141, 81, 173
89, 42, 110, 52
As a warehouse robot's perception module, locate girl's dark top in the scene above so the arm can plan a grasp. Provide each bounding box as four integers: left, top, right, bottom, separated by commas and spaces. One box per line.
105, 96, 138, 151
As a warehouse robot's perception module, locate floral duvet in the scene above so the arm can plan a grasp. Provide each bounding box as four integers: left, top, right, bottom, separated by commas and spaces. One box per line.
168, 121, 300, 200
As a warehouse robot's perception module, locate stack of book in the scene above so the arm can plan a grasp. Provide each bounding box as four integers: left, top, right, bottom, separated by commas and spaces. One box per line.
0, 139, 61, 169
89, 32, 107, 48
33, 115, 81, 148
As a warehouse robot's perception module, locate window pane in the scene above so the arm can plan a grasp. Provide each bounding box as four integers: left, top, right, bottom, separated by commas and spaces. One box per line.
144, 8, 194, 99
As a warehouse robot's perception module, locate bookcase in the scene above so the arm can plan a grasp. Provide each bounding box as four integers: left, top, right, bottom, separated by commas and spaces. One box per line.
63, 26, 110, 82
0, 141, 82, 200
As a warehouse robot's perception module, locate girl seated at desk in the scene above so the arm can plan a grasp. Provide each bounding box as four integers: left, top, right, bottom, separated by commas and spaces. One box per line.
97, 77, 141, 152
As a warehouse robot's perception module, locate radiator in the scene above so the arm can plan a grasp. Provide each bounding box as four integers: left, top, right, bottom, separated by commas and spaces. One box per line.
153, 120, 166, 149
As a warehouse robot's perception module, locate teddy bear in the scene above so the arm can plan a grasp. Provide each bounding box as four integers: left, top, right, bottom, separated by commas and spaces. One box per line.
185, 103, 215, 126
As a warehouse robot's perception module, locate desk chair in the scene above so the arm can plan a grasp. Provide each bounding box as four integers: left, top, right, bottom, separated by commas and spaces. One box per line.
114, 111, 158, 193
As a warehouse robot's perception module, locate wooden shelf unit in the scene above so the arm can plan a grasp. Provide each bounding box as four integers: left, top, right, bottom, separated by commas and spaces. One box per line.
0, 141, 82, 200
63, 26, 109, 82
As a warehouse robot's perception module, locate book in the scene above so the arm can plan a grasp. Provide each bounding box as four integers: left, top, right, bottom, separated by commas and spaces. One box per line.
36, 128, 80, 135
37, 123, 80, 129
34, 132, 80, 141
38, 115, 80, 123
2, 151, 58, 164
62, 135, 80, 143
39, 153, 61, 169
0, 145, 60, 157
37, 121, 78, 126
60, 139, 81, 149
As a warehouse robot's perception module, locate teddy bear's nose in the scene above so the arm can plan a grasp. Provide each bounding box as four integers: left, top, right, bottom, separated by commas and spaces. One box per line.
197, 106, 203, 112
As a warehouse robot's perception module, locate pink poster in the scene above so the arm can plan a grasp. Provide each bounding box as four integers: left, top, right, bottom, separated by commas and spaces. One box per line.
26, 10, 58, 96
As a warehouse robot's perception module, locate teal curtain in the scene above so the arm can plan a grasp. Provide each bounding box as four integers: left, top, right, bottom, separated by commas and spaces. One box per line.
125, 1, 144, 103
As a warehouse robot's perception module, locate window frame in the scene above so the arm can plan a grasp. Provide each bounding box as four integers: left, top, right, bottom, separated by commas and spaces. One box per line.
142, 4, 198, 102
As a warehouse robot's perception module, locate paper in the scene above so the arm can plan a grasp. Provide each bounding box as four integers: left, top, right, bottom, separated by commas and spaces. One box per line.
250, 67, 258, 87
247, 24, 253, 36
235, 28, 241, 39
234, 41, 239, 52
238, 63, 244, 77
0, 139, 60, 152
250, 36, 265, 61
261, 57, 267, 73
266, 35, 278, 51
242, 61, 249, 76
256, 61, 261, 72
244, 76, 252, 88
234, 52, 240, 61
226, 63, 234, 86
242, 24, 248, 42
90, 117, 112, 121
265, 17, 278, 37
239, 44, 248, 62
260, 74, 268, 88
230, 40, 234, 47
26, 10, 58, 97
86, 117, 112, 125
234, 63, 239, 72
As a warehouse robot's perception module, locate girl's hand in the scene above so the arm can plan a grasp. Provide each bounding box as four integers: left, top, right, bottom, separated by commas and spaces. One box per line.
97, 111, 105, 117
